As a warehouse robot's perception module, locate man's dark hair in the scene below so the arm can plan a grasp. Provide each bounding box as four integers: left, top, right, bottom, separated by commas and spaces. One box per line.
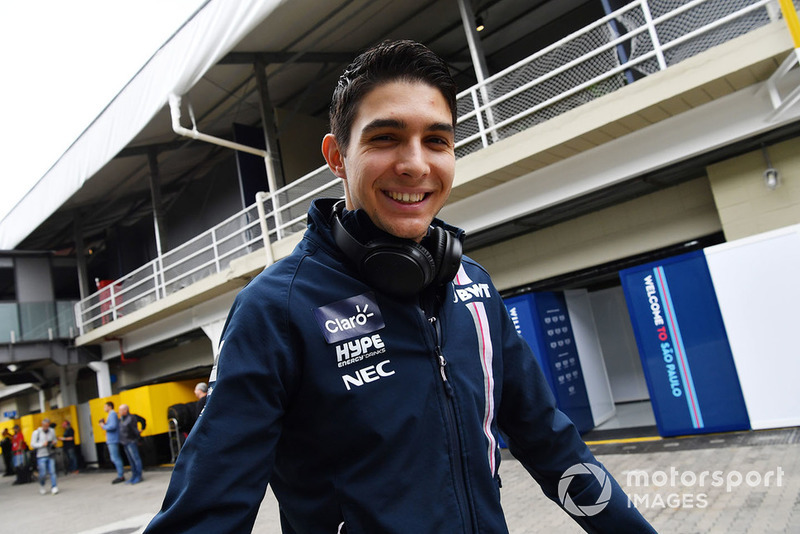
329, 39, 457, 152
106, 401, 114, 409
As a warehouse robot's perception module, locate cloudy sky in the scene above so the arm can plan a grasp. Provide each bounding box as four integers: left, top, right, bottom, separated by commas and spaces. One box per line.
0, 0, 206, 222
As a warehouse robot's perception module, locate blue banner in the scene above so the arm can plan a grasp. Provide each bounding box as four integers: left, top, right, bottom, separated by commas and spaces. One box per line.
620, 251, 750, 436
505, 292, 594, 434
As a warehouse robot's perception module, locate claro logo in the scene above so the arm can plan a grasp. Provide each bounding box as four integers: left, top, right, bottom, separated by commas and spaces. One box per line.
342, 360, 395, 391
325, 304, 374, 334
314, 292, 385, 344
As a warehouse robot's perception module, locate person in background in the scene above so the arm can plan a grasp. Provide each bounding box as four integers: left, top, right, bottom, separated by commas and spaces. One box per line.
1, 428, 13, 477
99, 401, 126, 484
31, 418, 58, 495
11, 424, 30, 485
118, 404, 145, 485
58, 420, 79, 474
193, 382, 208, 419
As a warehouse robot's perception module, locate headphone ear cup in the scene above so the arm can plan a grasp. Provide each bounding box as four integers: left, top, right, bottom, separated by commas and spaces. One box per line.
361, 241, 435, 297
431, 227, 462, 287
428, 227, 448, 274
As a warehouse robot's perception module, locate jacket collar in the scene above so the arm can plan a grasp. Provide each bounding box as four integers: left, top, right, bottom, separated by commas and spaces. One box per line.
307, 197, 465, 251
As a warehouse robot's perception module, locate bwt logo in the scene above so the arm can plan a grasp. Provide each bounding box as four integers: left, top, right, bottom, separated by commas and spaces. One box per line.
342, 360, 395, 391
453, 283, 491, 303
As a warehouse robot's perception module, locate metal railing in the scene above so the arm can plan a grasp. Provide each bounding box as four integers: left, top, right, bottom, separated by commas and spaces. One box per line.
454, 0, 779, 157
74, 0, 786, 335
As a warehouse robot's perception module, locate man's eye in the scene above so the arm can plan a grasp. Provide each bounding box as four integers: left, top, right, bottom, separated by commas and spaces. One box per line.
428, 137, 451, 146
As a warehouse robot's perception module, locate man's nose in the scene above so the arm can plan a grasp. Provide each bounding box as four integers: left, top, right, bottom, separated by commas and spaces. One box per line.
395, 140, 430, 178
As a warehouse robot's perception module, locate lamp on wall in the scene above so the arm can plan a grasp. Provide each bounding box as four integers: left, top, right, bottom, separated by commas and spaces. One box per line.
475, 16, 485, 32
761, 145, 779, 190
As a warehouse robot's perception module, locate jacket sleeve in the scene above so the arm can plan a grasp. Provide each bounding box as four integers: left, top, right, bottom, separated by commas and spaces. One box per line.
102, 412, 118, 432
30, 429, 44, 450
495, 296, 657, 533
144, 279, 299, 534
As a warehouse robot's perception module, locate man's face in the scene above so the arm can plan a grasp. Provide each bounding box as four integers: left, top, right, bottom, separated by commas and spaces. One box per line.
324, 81, 455, 242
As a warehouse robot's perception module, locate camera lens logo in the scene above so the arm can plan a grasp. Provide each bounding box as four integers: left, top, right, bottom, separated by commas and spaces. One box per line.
558, 463, 613, 517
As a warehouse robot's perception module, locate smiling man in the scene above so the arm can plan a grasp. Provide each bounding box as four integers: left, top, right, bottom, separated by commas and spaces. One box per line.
145, 40, 655, 534
322, 79, 455, 242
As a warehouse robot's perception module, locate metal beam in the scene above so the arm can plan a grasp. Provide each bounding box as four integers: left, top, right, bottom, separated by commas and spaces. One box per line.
73, 213, 90, 300
117, 140, 191, 158
219, 51, 355, 65
456, 0, 491, 83
148, 148, 168, 253
254, 58, 285, 189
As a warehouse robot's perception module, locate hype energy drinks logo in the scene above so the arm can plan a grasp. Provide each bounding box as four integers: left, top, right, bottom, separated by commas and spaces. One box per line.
643, 267, 704, 429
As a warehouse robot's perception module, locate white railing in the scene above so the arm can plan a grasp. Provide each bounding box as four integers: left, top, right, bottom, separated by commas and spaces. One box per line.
75, 0, 784, 335
75, 167, 342, 334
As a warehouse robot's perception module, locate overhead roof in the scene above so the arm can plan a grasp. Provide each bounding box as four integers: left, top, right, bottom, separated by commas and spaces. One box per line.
0, 0, 593, 251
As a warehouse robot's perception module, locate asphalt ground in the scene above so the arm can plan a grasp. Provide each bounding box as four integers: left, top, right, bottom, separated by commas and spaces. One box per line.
0, 427, 797, 533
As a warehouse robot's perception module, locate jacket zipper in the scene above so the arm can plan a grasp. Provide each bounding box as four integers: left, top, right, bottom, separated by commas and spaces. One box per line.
428, 315, 475, 534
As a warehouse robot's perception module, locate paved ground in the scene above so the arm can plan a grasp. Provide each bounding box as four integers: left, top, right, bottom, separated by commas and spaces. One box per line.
0, 427, 797, 533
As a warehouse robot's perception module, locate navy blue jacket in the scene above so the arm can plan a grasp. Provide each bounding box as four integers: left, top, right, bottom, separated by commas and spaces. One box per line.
145, 198, 655, 533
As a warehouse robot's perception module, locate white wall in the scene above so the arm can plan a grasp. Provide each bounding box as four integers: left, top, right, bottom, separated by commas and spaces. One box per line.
564, 289, 615, 426
589, 286, 650, 403
470, 178, 721, 292
705, 224, 800, 429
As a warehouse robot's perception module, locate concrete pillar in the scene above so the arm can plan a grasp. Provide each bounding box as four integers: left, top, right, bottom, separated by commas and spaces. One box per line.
38, 388, 46, 413
88, 361, 112, 398
201, 319, 227, 356
58, 366, 79, 407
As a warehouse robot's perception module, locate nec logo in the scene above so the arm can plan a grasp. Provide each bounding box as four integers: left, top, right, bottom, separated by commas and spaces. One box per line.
314, 292, 385, 344
342, 360, 395, 391
453, 283, 491, 303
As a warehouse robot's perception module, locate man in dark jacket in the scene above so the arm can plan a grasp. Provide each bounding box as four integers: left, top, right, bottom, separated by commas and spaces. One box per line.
58, 420, 79, 473
118, 404, 145, 484
145, 40, 656, 533
1, 428, 12, 476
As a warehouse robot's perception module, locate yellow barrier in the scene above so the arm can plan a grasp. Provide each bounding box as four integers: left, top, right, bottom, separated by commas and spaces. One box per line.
91, 380, 198, 443
1, 406, 82, 448
780, 0, 800, 49
1, 380, 199, 446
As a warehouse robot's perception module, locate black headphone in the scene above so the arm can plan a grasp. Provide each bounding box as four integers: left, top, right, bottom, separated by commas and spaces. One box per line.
331, 201, 462, 297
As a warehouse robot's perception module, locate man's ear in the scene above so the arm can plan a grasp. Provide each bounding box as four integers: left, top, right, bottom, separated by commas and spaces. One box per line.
322, 134, 347, 179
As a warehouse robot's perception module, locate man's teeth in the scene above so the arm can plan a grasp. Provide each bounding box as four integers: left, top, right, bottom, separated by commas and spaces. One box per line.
388, 192, 424, 203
